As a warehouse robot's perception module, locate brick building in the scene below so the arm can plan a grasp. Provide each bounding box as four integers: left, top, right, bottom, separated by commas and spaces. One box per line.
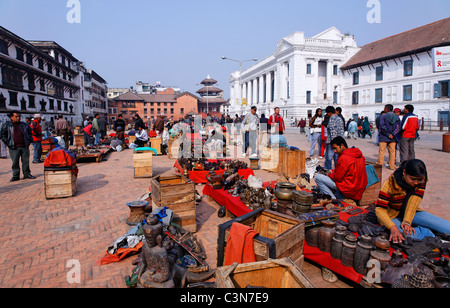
108, 89, 199, 125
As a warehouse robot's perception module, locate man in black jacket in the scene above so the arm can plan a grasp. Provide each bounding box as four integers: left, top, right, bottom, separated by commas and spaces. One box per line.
114, 114, 126, 132
0, 112, 36, 182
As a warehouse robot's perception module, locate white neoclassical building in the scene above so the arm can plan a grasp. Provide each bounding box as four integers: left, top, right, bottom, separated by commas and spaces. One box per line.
227, 27, 359, 123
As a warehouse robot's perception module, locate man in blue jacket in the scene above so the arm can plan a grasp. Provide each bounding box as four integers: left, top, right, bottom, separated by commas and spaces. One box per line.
376, 104, 401, 170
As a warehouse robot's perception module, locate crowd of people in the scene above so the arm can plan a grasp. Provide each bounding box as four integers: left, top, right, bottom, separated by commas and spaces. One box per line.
0, 112, 75, 182
309, 103, 450, 243
1, 103, 448, 243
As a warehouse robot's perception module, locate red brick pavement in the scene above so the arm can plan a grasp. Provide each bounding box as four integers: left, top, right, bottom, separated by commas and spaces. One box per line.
0, 130, 447, 288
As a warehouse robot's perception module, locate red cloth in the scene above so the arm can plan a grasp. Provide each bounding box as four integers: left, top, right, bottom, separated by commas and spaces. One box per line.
203, 181, 277, 217
224, 222, 258, 266
95, 242, 143, 266
328, 148, 369, 201
268, 114, 285, 133
44, 149, 77, 168
174, 160, 255, 184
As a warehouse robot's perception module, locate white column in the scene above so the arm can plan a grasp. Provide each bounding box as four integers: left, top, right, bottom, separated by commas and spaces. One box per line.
266, 72, 272, 104
326, 60, 333, 100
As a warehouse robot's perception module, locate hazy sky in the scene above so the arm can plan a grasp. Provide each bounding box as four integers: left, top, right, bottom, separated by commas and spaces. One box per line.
1, 0, 449, 97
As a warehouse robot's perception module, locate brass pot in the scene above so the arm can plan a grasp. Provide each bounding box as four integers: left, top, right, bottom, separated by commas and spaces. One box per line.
275, 182, 296, 200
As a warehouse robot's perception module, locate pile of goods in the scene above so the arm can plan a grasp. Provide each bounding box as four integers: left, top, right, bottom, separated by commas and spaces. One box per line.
125, 214, 214, 288
177, 158, 247, 173
305, 211, 450, 288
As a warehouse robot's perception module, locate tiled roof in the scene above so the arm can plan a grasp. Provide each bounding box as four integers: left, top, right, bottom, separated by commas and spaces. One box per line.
341, 17, 450, 70
113, 91, 145, 101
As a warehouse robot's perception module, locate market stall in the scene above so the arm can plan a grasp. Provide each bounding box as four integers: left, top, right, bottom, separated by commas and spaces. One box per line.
174, 158, 255, 184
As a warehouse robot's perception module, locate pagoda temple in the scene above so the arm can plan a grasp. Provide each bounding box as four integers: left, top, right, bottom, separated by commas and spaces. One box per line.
196, 75, 227, 118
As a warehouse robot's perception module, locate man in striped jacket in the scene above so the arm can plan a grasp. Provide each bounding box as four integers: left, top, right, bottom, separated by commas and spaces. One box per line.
399, 105, 419, 163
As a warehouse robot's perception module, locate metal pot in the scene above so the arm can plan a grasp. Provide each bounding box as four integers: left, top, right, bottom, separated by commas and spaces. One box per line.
275, 182, 296, 200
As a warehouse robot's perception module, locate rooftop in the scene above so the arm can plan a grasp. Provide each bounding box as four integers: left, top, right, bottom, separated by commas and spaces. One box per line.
341, 17, 450, 70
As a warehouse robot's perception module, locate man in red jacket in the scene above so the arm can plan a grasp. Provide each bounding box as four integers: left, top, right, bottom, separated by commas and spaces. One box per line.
314, 136, 368, 201
268, 107, 285, 135
30, 114, 43, 163
399, 104, 419, 163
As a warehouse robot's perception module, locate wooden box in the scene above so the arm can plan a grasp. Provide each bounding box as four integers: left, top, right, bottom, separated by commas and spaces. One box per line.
150, 174, 196, 232
44, 167, 77, 199
133, 151, 153, 178
74, 134, 84, 147
359, 163, 382, 207
278, 148, 306, 179
217, 208, 305, 269
128, 135, 136, 144
260, 146, 280, 172
168, 138, 180, 159
150, 137, 162, 155
215, 258, 314, 288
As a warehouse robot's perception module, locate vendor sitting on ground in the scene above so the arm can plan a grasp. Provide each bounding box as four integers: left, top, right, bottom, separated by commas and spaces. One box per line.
369, 159, 450, 243
314, 136, 368, 201
134, 126, 149, 148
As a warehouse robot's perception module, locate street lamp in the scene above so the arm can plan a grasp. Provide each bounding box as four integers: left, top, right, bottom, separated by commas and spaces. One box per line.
222, 56, 258, 114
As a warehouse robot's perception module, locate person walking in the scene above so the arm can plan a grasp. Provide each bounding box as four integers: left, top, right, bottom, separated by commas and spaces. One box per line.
0, 112, 36, 181
400, 104, 419, 163
0, 118, 8, 159
324, 106, 345, 170
55, 114, 69, 148
298, 118, 306, 134
376, 104, 401, 170
347, 119, 358, 140
361, 116, 372, 139
99, 116, 107, 140
30, 114, 43, 164
268, 107, 285, 135
242, 106, 259, 157
92, 114, 101, 145
309, 108, 323, 158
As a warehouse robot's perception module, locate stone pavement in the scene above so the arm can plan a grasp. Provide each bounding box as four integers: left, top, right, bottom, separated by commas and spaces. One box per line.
0, 129, 448, 288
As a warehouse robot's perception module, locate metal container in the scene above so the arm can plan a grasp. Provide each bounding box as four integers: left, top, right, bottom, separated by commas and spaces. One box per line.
330, 225, 347, 260
318, 220, 337, 253
353, 235, 373, 275
341, 234, 357, 268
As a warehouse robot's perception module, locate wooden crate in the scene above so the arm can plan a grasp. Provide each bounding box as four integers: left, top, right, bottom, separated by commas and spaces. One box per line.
359, 163, 382, 207
133, 151, 153, 178
215, 258, 314, 288
150, 137, 162, 155
74, 134, 84, 147
260, 146, 280, 172
168, 138, 180, 159
278, 148, 306, 179
44, 167, 77, 199
217, 208, 305, 269
150, 174, 196, 232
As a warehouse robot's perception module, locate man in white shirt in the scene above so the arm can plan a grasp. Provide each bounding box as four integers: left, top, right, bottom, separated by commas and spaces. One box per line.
135, 126, 149, 148
242, 106, 259, 157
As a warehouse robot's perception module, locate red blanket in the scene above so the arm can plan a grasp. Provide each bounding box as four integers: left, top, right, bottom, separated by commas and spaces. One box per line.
224, 222, 258, 266
174, 160, 255, 184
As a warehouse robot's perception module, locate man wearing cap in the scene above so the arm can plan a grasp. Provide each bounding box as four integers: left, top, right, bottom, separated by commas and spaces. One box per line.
30, 114, 43, 163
